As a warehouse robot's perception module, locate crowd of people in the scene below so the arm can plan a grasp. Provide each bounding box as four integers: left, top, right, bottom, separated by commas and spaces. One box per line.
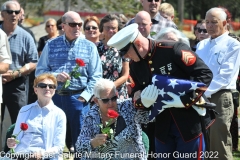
0, 0, 240, 160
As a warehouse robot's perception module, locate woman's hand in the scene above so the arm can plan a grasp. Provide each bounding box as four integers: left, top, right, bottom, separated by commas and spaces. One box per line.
90, 134, 108, 148
7, 138, 17, 148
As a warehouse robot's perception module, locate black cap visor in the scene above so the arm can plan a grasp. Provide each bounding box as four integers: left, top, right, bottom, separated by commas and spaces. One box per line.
119, 43, 132, 57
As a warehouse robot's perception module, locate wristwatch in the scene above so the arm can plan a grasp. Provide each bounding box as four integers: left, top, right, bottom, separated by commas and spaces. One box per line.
16, 69, 21, 77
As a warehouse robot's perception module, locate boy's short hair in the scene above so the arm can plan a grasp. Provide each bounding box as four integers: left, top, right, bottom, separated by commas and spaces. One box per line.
159, 3, 174, 17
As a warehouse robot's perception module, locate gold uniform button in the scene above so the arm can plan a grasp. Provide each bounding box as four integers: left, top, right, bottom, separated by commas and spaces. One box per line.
143, 82, 145, 84
149, 61, 152, 64
196, 93, 199, 95
168, 72, 170, 74
148, 53, 151, 56
158, 43, 161, 46
136, 104, 138, 106
186, 103, 189, 106
139, 104, 142, 106
151, 68, 154, 71
192, 99, 195, 102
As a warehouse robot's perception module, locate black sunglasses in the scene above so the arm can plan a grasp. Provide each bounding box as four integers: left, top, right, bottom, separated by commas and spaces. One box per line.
194, 27, 199, 31
119, 43, 132, 57
85, 26, 98, 31
198, 28, 207, 33
4, 10, 20, 15
147, 0, 160, 2
64, 22, 82, 28
98, 95, 117, 104
57, 25, 62, 30
36, 83, 56, 89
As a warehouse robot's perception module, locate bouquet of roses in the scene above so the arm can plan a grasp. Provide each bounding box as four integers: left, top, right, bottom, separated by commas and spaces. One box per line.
10, 123, 28, 153
62, 58, 85, 89
99, 109, 119, 140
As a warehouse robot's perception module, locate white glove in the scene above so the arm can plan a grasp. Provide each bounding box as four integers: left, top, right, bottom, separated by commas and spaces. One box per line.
162, 92, 185, 108
141, 84, 158, 108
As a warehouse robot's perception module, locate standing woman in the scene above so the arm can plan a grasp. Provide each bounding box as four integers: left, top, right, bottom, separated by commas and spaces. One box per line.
97, 14, 129, 99
83, 16, 101, 44
37, 18, 59, 57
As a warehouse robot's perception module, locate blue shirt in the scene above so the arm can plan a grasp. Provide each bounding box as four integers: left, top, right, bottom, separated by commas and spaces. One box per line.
35, 35, 102, 101
13, 101, 66, 160
0, 25, 38, 70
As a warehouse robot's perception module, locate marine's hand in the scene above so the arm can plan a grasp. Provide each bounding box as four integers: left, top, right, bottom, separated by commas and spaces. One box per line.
162, 92, 185, 108
192, 105, 206, 116
140, 84, 158, 108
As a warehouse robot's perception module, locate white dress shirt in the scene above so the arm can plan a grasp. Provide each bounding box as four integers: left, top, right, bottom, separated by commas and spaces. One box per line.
196, 32, 240, 97
13, 101, 66, 160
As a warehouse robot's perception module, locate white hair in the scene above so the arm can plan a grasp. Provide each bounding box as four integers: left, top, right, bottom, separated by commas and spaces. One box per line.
1, 1, 19, 11
93, 78, 117, 98
155, 27, 190, 47
206, 7, 227, 21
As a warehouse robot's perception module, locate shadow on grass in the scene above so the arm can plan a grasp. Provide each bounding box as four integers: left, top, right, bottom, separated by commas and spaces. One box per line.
233, 150, 240, 160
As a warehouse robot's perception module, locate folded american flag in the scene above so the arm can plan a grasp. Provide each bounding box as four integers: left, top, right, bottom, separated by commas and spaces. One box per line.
149, 74, 206, 121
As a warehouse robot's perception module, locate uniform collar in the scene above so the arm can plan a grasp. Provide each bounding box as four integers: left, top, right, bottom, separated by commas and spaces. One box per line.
143, 39, 156, 61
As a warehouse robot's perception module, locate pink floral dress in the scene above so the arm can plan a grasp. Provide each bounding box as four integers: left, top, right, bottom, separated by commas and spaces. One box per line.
97, 41, 129, 99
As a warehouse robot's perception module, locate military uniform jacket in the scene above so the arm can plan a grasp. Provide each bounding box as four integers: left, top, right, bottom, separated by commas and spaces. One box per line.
130, 39, 214, 142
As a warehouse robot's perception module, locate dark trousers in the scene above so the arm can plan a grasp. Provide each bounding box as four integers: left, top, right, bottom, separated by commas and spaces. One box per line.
155, 121, 205, 160
27, 70, 37, 104
1, 76, 28, 124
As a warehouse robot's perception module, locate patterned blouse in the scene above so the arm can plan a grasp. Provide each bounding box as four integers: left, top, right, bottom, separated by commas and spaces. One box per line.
97, 41, 129, 99
75, 99, 149, 160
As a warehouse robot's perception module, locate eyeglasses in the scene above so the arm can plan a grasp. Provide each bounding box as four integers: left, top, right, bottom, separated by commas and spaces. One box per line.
36, 83, 56, 89
119, 43, 132, 57
4, 10, 20, 15
147, 0, 160, 2
64, 22, 82, 28
198, 28, 207, 33
85, 26, 98, 31
98, 95, 117, 104
103, 26, 117, 31
46, 25, 55, 28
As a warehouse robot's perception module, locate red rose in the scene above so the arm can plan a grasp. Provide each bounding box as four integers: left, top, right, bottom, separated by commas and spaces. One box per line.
76, 58, 85, 67
20, 123, 28, 131
107, 109, 119, 119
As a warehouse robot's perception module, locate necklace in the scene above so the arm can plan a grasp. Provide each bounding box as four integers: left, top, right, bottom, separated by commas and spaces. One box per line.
98, 109, 118, 139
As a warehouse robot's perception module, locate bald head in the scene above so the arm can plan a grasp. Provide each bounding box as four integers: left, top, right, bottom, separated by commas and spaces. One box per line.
62, 11, 82, 23
135, 11, 152, 37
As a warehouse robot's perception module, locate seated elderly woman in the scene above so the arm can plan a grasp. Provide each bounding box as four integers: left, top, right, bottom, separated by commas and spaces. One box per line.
75, 78, 157, 159
7, 73, 66, 159
155, 27, 190, 47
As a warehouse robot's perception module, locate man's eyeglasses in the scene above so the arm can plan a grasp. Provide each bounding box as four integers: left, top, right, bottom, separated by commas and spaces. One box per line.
36, 83, 56, 89
103, 26, 117, 31
98, 95, 117, 104
198, 28, 207, 33
147, 0, 160, 2
4, 10, 20, 15
119, 43, 132, 57
85, 26, 98, 31
46, 24, 55, 28
64, 22, 82, 28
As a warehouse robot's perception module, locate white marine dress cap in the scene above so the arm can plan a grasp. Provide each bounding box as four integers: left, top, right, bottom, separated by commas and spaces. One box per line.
107, 23, 139, 50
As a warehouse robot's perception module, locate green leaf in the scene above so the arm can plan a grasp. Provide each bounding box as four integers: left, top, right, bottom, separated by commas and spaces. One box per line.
101, 127, 110, 134
150, 32, 156, 36
11, 135, 16, 138
64, 80, 70, 88
98, 124, 103, 128
73, 72, 81, 78
15, 139, 20, 144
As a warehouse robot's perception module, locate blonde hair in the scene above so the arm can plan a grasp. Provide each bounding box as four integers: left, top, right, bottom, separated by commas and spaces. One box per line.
159, 3, 174, 17
33, 73, 57, 88
45, 18, 57, 28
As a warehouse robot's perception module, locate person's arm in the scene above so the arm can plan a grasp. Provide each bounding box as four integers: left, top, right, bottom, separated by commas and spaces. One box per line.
80, 46, 102, 102
204, 41, 240, 97
75, 115, 98, 153
114, 60, 129, 88
0, 30, 11, 73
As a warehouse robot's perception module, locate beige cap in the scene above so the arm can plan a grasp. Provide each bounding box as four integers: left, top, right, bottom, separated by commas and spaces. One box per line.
107, 23, 139, 50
